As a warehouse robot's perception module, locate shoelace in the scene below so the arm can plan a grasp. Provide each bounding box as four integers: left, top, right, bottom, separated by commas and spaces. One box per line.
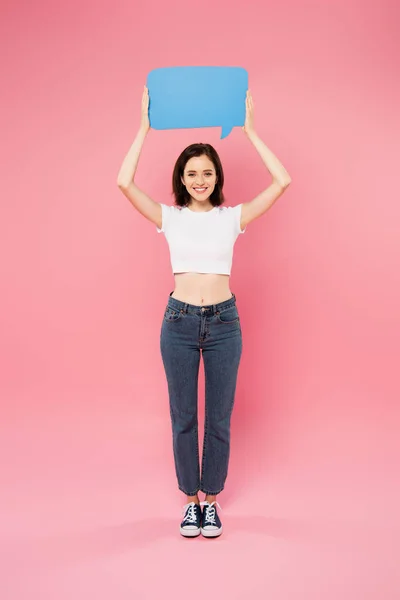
182, 501, 199, 523
200, 501, 222, 525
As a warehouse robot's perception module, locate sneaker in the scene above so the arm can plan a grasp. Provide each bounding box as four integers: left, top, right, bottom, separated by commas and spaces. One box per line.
200, 501, 223, 537
180, 502, 202, 537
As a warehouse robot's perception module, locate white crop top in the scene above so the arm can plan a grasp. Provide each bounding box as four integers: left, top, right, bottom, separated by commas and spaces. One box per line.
156, 204, 246, 275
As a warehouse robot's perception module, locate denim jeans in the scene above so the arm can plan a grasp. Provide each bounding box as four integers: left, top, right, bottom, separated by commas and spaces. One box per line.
160, 292, 243, 496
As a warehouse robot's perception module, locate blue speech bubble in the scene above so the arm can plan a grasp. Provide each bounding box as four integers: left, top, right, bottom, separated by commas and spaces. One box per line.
146, 66, 248, 139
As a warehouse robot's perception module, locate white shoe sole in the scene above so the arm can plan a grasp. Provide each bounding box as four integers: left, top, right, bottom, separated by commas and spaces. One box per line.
180, 527, 201, 537
201, 526, 223, 538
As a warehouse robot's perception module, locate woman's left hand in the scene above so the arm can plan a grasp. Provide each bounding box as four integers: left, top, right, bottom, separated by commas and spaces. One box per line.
242, 90, 255, 136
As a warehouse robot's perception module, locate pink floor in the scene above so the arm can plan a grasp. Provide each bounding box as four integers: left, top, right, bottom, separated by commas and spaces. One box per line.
2, 392, 399, 600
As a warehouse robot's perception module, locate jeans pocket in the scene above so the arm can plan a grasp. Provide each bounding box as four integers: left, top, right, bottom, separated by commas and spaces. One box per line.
164, 306, 183, 323
216, 305, 239, 324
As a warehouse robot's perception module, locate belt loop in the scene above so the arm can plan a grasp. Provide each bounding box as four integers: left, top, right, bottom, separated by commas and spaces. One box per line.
184, 302, 188, 313
213, 303, 217, 314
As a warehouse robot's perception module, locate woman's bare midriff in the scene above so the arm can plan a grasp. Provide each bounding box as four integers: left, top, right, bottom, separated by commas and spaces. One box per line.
171, 273, 233, 306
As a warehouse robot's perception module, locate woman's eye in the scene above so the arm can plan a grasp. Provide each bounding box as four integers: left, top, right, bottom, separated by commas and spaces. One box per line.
187, 172, 213, 177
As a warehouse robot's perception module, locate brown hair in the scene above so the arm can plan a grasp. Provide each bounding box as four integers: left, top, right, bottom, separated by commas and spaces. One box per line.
172, 143, 225, 207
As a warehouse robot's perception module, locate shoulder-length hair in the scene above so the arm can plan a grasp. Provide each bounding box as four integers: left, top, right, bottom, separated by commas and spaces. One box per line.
172, 143, 225, 207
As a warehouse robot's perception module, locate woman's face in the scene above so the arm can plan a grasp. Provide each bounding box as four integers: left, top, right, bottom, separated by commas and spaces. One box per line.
181, 154, 217, 203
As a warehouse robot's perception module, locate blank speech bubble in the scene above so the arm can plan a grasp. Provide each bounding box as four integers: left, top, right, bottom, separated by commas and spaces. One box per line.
146, 66, 248, 139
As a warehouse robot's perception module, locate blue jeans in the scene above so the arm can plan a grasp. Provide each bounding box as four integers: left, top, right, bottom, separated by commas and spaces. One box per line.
160, 292, 243, 496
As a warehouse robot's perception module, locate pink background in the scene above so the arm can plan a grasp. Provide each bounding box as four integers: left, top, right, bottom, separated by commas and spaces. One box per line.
1, 0, 399, 598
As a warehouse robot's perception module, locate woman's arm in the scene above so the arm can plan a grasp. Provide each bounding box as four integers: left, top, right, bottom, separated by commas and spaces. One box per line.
241, 91, 292, 229
117, 87, 162, 229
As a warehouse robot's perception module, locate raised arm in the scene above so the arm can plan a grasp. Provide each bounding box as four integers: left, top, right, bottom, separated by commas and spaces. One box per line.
240, 91, 292, 230
117, 86, 162, 229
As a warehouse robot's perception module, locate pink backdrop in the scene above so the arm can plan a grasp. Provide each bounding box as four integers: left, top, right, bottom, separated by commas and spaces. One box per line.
1, 0, 399, 598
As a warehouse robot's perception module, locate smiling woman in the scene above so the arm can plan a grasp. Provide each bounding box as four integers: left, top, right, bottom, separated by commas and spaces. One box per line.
185, 164, 214, 195
172, 143, 225, 210
167, 142, 241, 304
116, 85, 291, 538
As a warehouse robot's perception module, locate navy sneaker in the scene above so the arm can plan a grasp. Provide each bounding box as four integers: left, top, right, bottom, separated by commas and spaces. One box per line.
180, 502, 202, 537
200, 501, 223, 537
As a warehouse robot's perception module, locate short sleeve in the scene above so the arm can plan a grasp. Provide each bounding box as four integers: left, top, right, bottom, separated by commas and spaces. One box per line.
231, 203, 246, 236
156, 203, 172, 234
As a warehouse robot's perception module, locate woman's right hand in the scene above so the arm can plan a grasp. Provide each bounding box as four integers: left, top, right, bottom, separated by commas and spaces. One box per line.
141, 86, 150, 134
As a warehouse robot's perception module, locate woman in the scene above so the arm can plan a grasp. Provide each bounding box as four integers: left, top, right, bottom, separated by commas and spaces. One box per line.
117, 86, 291, 538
